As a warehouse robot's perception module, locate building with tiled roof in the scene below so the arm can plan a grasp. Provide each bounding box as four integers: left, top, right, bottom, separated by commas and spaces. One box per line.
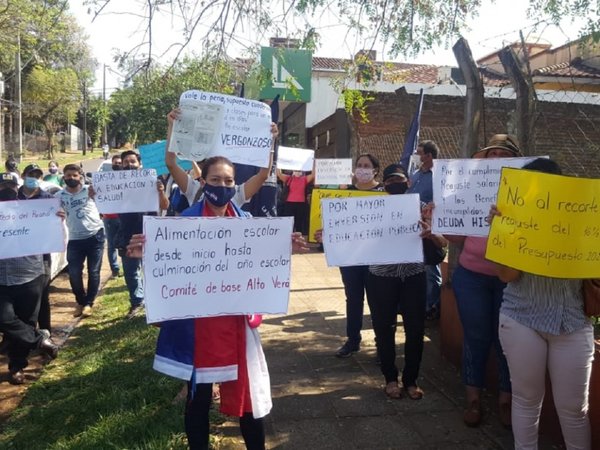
252, 37, 599, 178
297, 39, 600, 180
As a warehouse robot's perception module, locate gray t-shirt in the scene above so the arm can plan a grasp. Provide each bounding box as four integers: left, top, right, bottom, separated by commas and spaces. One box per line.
56, 185, 103, 240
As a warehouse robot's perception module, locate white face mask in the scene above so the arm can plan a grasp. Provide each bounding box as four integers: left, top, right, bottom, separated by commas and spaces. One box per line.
355, 168, 374, 183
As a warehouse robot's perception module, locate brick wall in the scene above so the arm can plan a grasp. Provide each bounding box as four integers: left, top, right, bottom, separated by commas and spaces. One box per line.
348, 90, 600, 179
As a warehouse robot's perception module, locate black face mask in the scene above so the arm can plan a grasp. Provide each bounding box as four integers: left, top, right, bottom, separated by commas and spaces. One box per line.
0, 188, 18, 201
64, 178, 81, 188
122, 165, 137, 171
112, 165, 122, 171
385, 182, 409, 195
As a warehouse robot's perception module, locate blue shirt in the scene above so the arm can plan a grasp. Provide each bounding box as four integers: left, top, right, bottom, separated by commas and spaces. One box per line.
407, 170, 433, 203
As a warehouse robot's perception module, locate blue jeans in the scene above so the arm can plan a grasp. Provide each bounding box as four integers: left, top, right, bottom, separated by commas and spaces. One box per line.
67, 229, 105, 306
452, 265, 511, 393
339, 265, 371, 346
426, 264, 442, 311
121, 254, 144, 307
103, 217, 120, 272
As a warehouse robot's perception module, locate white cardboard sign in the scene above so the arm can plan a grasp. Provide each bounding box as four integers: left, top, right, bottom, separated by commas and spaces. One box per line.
0, 198, 65, 259
169, 90, 273, 168
321, 194, 423, 267
142, 216, 294, 323
315, 158, 352, 185
93, 169, 159, 214
277, 146, 314, 172
432, 157, 542, 236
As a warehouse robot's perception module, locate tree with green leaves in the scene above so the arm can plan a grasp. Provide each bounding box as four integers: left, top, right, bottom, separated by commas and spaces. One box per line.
22, 65, 81, 158
108, 56, 240, 145
84, 95, 110, 148
85, 0, 599, 75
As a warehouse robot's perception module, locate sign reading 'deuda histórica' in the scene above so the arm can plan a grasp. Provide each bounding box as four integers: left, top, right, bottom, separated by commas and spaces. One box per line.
432, 157, 541, 236
142, 216, 294, 323
321, 194, 423, 267
0, 198, 65, 259
92, 169, 159, 214
486, 167, 600, 278
168, 90, 273, 168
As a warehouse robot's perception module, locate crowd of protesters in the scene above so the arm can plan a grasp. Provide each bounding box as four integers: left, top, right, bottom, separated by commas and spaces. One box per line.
0, 118, 596, 450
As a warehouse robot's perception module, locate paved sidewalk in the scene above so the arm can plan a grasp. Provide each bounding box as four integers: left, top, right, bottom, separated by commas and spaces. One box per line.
220, 252, 518, 449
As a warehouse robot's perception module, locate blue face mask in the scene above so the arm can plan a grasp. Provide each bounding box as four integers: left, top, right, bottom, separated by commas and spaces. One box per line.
24, 177, 40, 190
203, 183, 236, 207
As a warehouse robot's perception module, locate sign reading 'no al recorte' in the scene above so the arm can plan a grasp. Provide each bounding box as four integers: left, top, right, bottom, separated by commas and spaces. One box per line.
485, 167, 600, 278
260, 47, 312, 102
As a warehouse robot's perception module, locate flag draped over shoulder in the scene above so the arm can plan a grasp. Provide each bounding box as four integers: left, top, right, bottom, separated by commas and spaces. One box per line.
399, 89, 424, 172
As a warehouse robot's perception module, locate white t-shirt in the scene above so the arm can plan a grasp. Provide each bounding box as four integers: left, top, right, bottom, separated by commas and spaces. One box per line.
184, 174, 247, 207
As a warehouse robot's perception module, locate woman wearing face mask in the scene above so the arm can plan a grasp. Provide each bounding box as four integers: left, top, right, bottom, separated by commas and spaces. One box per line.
332, 153, 385, 358
277, 167, 315, 235
367, 164, 447, 400
43, 160, 63, 187
446, 134, 521, 428
126, 156, 308, 450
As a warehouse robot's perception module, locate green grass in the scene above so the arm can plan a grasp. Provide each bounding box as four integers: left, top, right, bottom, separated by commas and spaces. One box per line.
0, 279, 229, 450
13, 149, 106, 173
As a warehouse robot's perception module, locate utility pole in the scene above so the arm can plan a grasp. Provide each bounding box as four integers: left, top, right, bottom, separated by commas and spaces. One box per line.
102, 64, 108, 147
16, 32, 23, 163
82, 80, 87, 156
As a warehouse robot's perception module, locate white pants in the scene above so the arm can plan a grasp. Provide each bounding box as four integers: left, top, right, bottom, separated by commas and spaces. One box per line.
499, 314, 594, 450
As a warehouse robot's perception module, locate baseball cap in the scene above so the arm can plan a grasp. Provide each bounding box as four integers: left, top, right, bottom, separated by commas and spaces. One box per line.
382, 163, 407, 182
0, 172, 19, 185
22, 163, 43, 178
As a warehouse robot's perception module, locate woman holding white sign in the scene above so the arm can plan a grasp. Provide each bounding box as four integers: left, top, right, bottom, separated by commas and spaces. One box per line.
492, 158, 594, 450
165, 108, 278, 211
366, 165, 447, 400
447, 135, 521, 428
127, 156, 307, 450
326, 153, 385, 358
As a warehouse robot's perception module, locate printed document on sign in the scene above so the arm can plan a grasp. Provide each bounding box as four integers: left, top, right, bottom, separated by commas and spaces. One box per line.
169, 101, 224, 161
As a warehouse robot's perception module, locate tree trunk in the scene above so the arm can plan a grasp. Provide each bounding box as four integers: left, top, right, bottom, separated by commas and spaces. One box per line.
499, 46, 537, 155
44, 121, 55, 160
452, 37, 483, 158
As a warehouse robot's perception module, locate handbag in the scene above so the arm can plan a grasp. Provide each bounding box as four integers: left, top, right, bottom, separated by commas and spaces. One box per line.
422, 237, 447, 266
583, 279, 600, 317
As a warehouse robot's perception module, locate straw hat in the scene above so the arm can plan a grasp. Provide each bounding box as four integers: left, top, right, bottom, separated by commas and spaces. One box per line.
471, 134, 522, 158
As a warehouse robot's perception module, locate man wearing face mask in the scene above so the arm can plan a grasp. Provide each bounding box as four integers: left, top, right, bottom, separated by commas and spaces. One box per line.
19, 165, 55, 334
0, 173, 59, 384
407, 141, 442, 320
115, 150, 169, 318
56, 164, 105, 319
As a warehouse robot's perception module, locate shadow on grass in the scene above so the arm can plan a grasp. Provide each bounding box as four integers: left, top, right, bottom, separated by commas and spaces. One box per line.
0, 287, 227, 450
